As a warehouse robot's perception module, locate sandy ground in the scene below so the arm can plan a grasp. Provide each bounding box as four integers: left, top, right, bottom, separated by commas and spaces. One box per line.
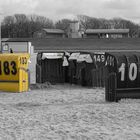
0, 84, 140, 140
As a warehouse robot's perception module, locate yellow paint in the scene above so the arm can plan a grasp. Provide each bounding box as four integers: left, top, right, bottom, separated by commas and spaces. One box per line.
0, 53, 30, 92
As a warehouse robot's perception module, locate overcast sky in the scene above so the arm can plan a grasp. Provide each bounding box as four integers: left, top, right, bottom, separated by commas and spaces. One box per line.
0, 0, 140, 23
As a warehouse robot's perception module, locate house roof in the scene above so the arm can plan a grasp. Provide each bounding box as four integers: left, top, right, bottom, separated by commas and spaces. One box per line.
85, 29, 129, 34
3, 38, 140, 52
42, 28, 65, 34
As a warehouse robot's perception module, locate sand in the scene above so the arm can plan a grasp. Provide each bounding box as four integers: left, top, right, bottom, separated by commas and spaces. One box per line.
0, 84, 140, 140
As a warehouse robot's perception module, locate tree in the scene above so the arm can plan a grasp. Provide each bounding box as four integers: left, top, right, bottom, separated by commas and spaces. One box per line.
77, 15, 107, 30
55, 19, 72, 31
27, 15, 54, 37
1, 14, 54, 38
2, 16, 15, 37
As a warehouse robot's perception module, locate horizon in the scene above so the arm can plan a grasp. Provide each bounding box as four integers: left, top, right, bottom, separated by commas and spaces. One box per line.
1, 13, 140, 26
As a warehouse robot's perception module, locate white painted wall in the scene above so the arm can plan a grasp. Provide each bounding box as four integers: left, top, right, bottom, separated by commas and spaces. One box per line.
1, 41, 34, 54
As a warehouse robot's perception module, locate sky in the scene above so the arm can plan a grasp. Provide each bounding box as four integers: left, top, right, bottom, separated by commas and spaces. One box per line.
0, 0, 140, 24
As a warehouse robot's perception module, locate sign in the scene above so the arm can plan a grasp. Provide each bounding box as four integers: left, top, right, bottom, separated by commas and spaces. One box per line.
0, 54, 28, 82
2, 44, 9, 51
105, 55, 115, 66
94, 52, 106, 67
0, 53, 30, 92
117, 55, 138, 88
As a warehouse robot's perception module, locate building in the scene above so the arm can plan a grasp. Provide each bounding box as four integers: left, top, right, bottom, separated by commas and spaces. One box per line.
67, 21, 82, 38
85, 29, 130, 39
33, 28, 66, 38
33, 21, 130, 39
33, 21, 82, 39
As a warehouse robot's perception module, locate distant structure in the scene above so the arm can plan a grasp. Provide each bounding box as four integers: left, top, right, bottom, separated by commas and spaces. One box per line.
67, 21, 82, 38
33, 28, 65, 38
33, 21, 130, 39
85, 29, 130, 39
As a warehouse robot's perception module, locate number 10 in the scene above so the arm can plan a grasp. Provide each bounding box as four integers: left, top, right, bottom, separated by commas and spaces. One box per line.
119, 63, 137, 81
